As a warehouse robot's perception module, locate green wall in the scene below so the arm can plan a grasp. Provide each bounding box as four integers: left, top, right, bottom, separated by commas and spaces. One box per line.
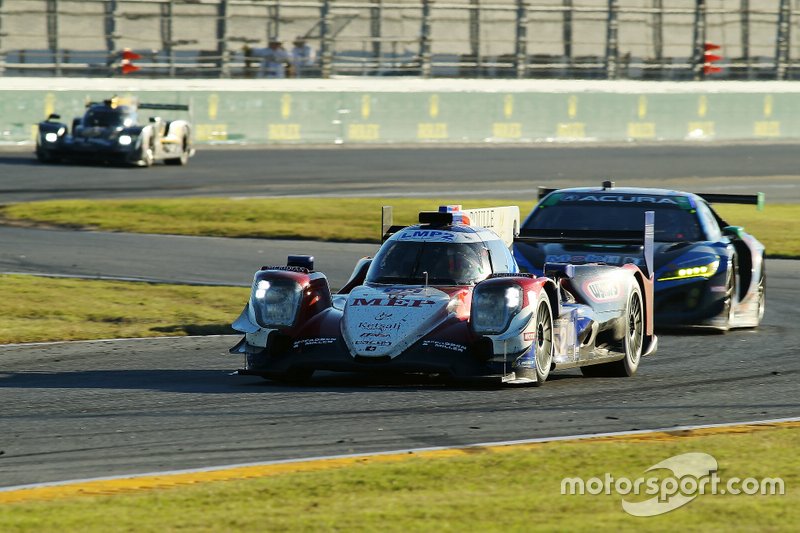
2, 89, 797, 144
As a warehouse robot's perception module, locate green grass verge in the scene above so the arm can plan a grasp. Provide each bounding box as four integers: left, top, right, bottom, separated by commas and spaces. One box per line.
1, 197, 796, 257
0, 427, 796, 532
0, 198, 536, 243
0, 274, 247, 344
713, 204, 800, 258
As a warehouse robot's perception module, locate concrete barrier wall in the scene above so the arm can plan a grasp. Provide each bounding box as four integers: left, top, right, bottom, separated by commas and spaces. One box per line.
2, 79, 800, 145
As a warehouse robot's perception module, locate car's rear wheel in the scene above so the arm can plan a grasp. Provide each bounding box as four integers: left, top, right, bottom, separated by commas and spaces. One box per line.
755, 260, 766, 325
581, 285, 643, 378
165, 134, 189, 166
533, 297, 554, 386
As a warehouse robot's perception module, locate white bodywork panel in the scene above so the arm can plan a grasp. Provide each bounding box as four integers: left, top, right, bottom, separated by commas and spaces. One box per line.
341, 285, 451, 359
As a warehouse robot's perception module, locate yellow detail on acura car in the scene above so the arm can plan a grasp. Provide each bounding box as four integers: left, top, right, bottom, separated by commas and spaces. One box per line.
658, 259, 720, 281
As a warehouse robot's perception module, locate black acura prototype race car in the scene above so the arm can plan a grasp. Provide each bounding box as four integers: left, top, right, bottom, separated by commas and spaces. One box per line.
36, 96, 193, 167
514, 182, 766, 330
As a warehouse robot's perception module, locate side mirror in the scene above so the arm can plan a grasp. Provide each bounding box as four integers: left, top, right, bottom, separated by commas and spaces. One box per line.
723, 226, 745, 239
48, 113, 61, 121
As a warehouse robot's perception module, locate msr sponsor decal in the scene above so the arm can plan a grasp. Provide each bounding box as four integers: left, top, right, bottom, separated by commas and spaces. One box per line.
398, 230, 455, 242
524, 331, 536, 341
292, 337, 337, 349
584, 279, 622, 302
352, 298, 436, 308
560, 194, 678, 205
421, 340, 467, 353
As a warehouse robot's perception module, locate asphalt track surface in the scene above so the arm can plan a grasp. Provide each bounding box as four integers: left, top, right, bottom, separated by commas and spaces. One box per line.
2, 143, 800, 202
0, 226, 376, 289
0, 144, 799, 488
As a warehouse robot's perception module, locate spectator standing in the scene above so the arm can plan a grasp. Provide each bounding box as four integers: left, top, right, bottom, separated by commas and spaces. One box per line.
252, 39, 289, 78
289, 36, 314, 78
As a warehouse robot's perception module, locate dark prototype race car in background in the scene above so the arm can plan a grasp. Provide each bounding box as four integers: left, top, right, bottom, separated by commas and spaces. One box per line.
514, 183, 766, 330
36, 96, 193, 167
230, 205, 657, 385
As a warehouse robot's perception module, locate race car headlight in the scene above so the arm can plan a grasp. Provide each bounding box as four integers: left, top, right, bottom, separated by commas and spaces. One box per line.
44, 132, 58, 143
471, 284, 522, 335
658, 258, 719, 281
118, 134, 133, 146
250, 278, 302, 328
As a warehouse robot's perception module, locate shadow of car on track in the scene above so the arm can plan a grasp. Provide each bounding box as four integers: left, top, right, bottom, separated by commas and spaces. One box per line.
0, 155, 43, 167
0, 369, 246, 394
0, 368, 584, 394
247, 370, 585, 391
0, 154, 176, 169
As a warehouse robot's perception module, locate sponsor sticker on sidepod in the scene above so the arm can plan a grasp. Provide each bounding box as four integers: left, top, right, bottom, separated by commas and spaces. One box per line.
583, 279, 622, 302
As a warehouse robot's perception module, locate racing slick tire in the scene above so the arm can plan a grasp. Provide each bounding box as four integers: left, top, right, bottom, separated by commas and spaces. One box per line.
721, 258, 737, 330
581, 285, 643, 378
533, 297, 554, 386
35, 146, 58, 164
164, 135, 190, 166
138, 138, 155, 168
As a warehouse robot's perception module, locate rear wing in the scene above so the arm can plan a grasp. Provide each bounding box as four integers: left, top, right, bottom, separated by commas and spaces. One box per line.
138, 103, 190, 111
381, 205, 521, 247
461, 206, 520, 247
381, 206, 406, 243
537, 186, 558, 200
698, 192, 765, 211
538, 186, 764, 211
84, 96, 189, 112
515, 211, 655, 278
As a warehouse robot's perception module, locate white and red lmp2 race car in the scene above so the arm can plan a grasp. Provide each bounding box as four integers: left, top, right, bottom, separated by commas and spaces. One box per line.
230, 205, 658, 385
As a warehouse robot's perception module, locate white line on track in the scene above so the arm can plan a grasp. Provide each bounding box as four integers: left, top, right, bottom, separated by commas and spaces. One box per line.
2, 416, 798, 493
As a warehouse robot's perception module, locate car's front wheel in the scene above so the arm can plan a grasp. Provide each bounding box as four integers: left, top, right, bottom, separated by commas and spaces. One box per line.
533, 297, 554, 386
35, 146, 57, 164
137, 137, 154, 167
722, 258, 737, 329
165, 135, 190, 166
